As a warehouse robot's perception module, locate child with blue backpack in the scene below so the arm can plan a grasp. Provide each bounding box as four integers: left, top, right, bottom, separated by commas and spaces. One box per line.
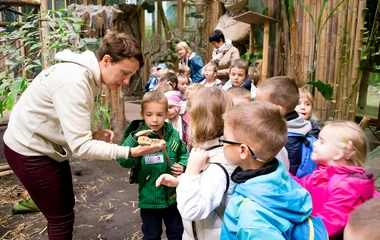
293, 121, 378, 239
256, 76, 316, 177
220, 101, 326, 239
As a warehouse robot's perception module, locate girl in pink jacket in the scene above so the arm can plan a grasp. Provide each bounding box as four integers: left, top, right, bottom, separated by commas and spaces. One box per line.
294, 121, 376, 239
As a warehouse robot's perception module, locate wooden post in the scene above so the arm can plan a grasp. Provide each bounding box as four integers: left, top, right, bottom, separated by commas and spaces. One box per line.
157, 0, 171, 40
157, 1, 162, 36
140, 7, 149, 84
262, 21, 270, 80
40, 0, 49, 69
177, 0, 183, 30
249, 25, 255, 52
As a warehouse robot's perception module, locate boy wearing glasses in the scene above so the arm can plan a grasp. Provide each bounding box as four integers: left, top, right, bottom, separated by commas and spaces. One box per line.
220, 101, 312, 239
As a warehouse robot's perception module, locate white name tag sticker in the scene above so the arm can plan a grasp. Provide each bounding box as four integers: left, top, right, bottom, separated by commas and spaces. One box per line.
145, 154, 164, 164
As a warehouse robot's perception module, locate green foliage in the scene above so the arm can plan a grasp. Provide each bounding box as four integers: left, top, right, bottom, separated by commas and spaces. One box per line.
359, 3, 380, 73
367, 146, 380, 160
247, 0, 268, 47
93, 101, 112, 130
0, 9, 111, 128
305, 80, 333, 100
240, 51, 263, 67
294, 0, 345, 99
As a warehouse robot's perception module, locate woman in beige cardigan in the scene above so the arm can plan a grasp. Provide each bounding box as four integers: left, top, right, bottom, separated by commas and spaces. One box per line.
208, 29, 240, 84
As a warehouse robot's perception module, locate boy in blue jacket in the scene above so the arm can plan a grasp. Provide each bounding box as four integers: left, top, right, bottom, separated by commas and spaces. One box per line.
220, 101, 312, 239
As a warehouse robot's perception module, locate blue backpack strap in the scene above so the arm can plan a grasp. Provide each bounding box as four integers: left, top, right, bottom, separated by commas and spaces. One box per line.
290, 216, 329, 240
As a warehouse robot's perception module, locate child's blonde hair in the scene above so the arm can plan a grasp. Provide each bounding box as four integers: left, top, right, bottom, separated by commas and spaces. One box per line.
298, 88, 317, 120
156, 83, 173, 93
323, 121, 367, 167
188, 87, 233, 145
299, 88, 314, 108
185, 83, 204, 100
176, 41, 192, 55
179, 65, 191, 75
141, 90, 168, 112
223, 101, 288, 162
226, 87, 251, 104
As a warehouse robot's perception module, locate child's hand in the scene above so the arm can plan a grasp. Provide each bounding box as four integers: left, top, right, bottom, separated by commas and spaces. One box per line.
171, 164, 184, 177
185, 148, 209, 176
93, 129, 114, 143
156, 174, 179, 187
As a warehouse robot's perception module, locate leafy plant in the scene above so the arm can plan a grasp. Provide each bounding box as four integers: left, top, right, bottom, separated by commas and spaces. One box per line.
240, 51, 263, 67
295, 0, 345, 98
0, 9, 110, 127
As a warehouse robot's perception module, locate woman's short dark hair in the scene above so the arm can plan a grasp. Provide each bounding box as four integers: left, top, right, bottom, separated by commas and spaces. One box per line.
209, 29, 225, 43
97, 31, 144, 68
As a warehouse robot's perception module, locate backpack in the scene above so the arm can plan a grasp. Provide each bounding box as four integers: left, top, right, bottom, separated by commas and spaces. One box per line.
287, 132, 318, 178
238, 198, 329, 240
285, 216, 329, 240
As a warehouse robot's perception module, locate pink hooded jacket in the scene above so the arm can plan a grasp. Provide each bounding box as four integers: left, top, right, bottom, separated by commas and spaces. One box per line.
294, 165, 375, 237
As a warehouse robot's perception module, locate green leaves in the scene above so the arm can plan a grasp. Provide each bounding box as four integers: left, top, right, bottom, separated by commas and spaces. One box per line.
305, 80, 333, 100
0, 8, 87, 117
368, 146, 380, 160
93, 103, 111, 130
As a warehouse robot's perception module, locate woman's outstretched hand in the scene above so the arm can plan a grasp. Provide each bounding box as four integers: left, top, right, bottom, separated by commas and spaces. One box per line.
156, 174, 180, 188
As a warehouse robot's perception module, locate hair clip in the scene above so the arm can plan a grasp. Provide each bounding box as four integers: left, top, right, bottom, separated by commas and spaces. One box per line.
346, 141, 356, 160
347, 141, 353, 152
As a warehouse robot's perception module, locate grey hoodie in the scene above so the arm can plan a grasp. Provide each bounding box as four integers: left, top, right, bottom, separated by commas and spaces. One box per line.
4, 50, 130, 162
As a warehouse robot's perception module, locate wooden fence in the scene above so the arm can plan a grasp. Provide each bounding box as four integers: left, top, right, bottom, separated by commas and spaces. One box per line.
264, 0, 366, 121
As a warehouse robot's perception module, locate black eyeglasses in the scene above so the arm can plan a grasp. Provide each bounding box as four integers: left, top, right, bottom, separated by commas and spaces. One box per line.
219, 136, 265, 163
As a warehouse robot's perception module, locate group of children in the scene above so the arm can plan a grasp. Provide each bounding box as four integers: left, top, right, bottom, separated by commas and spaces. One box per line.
118, 61, 379, 240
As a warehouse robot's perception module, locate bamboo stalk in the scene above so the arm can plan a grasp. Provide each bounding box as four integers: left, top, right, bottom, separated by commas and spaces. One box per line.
326, 0, 338, 119
337, 0, 349, 119
273, 1, 283, 76
348, 0, 366, 120
342, 0, 354, 118
262, 22, 270, 80
303, 0, 310, 84
289, 3, 299, 80
318, 3, 328, 120
273, 0, 281, 75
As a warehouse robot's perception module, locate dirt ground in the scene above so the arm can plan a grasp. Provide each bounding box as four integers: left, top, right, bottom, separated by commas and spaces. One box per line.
0, 159, 142, 240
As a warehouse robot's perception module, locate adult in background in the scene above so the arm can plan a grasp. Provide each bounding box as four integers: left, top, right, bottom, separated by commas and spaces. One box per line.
176, 41, 205, 83
209, 29, 240, 84
3, 32, 166, 240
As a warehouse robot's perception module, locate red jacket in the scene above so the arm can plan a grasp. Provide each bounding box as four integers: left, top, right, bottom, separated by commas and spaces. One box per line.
293, 165, 375, 237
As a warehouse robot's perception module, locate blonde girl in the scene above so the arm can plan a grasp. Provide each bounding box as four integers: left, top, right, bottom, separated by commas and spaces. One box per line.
177, 41, 205, 83
156, 87, 235, 240
294, 121, 377, 239
295, 88, 320, 137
